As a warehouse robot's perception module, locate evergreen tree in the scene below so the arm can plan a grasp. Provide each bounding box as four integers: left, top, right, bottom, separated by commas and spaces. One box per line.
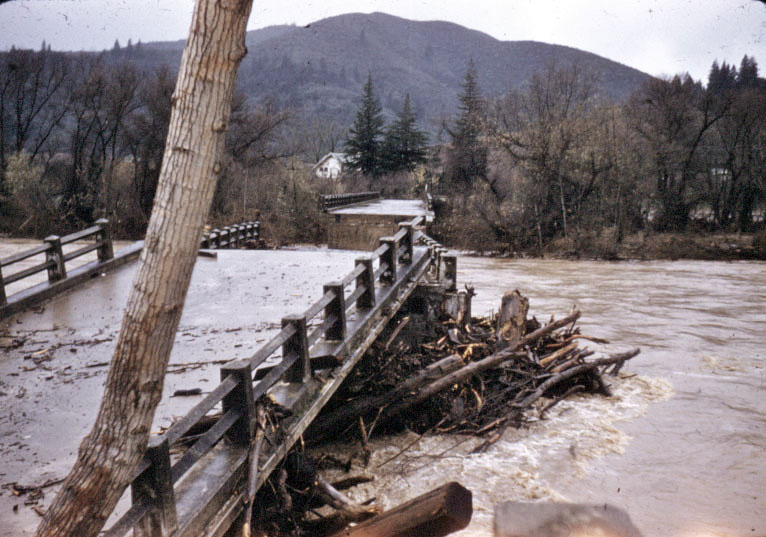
737, 55, 759, 88
445, 59, 487, 189
381, 93, 428, 173
345, 73, 385, 176
708, 60, 735, 95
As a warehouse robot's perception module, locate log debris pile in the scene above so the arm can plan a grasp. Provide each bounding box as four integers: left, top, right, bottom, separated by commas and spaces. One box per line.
309, 289, 640, 452
182, 289, 640, 537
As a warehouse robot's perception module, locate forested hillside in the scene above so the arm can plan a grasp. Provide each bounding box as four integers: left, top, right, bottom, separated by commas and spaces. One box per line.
103, 12, 651, 130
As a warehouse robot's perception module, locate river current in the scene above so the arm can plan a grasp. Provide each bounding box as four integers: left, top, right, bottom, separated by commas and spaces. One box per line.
2, 240, 763, 536
325, 257, 765, 537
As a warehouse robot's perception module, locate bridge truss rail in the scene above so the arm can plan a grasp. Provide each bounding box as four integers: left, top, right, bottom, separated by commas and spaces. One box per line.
103, 215, 457, 537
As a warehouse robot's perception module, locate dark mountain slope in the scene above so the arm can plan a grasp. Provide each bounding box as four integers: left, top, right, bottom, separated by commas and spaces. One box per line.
111, 12, 652, 132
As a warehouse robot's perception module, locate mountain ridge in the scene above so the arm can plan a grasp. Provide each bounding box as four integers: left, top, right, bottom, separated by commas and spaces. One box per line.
114, 12, 653, 133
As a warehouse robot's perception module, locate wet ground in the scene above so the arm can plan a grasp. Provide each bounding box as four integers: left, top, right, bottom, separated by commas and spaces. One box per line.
0, 245, 360, 536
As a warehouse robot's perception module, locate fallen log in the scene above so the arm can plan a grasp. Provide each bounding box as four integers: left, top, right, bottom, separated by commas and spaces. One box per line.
513, 349, 640, 409
330, 482, 472, 537
309, 353, 465, 444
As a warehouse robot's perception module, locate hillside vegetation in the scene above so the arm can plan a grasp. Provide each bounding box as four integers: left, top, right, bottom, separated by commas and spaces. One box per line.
112, 12, 651, 130
3, 13, 763, 260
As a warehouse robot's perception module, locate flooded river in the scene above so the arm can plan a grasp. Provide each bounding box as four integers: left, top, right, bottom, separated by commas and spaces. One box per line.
330, 258, 765, 537
1, 243, 763, 536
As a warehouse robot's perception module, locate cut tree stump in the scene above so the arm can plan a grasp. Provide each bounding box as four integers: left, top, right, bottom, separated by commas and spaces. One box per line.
496, 290, 529, 349
331, 482, 472, 537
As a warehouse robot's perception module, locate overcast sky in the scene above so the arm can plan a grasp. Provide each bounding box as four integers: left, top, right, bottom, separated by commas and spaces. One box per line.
1, 0, 764, 82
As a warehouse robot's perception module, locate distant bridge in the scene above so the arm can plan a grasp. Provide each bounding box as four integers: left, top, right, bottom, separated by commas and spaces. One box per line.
321, 191, 434, 250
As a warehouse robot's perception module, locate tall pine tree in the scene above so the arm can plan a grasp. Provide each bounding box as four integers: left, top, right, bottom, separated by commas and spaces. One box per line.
445, 59, 488, 190
381, 93, 429, 173
345, 73, 385, 177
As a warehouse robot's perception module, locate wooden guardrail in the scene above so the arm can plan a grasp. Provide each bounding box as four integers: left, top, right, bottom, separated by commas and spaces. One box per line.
0, 219, 260, 318
103, 215, 457, 537
200, 221, 259, 249
321, 191, 381, 211
0, 219, 113, 305
0, 219, 145, 319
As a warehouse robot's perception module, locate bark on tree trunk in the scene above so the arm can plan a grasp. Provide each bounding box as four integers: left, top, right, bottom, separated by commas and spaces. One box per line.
34, 2, 253, 536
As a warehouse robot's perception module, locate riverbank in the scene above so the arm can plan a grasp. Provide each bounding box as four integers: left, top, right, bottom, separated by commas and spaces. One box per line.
462, 231, 766, 261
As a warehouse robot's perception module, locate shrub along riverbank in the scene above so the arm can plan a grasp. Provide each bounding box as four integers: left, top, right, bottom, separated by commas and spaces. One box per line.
455, 230, 766, 261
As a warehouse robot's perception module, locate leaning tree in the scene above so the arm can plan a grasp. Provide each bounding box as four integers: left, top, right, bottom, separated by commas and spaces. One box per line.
35, 1, 254, 536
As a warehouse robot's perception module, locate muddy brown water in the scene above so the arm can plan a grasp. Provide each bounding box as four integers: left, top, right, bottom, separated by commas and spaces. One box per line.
327, 257, 764, 537
1, 245, 763, 536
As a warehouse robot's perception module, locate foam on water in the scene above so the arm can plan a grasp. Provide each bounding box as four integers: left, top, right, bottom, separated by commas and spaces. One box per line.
314, 373, 673, 536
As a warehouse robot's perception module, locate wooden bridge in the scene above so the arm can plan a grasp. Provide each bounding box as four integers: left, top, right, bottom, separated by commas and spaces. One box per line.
322, 191, 434, 250
0, 206, 455, 537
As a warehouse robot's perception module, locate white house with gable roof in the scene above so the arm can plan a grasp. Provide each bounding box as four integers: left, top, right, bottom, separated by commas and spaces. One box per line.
312, 152, 349, 179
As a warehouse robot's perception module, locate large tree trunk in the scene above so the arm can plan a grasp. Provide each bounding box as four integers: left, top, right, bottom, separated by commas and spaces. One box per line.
34, 1, 253, 536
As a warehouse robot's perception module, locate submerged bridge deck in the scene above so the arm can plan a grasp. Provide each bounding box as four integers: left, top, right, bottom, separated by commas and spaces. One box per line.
0, 215, 454, 537
324, 193, 434, 250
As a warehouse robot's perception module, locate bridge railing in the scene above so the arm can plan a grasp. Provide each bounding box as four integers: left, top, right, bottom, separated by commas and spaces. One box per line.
200, 221, 260, 249
0, 219, 114, 306
321, 191, 381, 211
103, 214, 457, 537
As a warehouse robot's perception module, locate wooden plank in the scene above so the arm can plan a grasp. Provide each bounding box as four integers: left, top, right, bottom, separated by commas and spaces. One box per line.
164, 375, 239, 446
62, 242, 100, 262
330, 482, 472, 537
60, 225, 101, 244
246, 323, 296, 370
171, 408, 241, 483
173, 443, 249, 537
3, 261, 51, 284
0, 243, 49, 265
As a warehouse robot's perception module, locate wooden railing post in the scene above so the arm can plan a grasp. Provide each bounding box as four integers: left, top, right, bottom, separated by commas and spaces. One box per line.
323, 282, 347, 340
131, 436, 178, 537
220, 360, 255, 444
282, 315, 311, 383
0, 263, 6, 305
355, 256, 376, 309
380, 237, 397, 284
95, 218, 114, 262
443, 252, 457, 292
43, 235, 66, 282
231, 225, 241, 248
254, 221, 260, 240
221, 227, 231, 248
398, 222, 414, 265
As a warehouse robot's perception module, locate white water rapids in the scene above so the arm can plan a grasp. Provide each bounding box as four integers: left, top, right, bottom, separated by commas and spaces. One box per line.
319, 257, 765, 537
